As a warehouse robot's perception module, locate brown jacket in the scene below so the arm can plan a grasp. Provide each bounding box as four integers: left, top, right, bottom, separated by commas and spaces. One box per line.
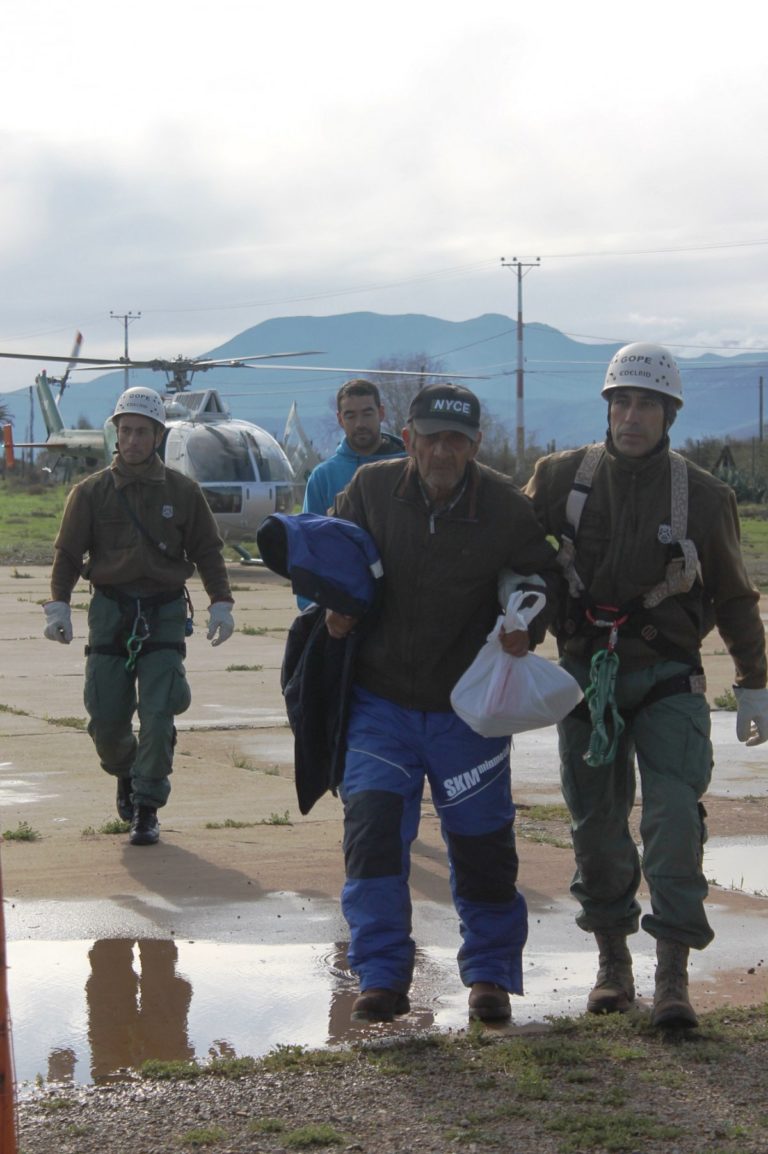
51, 455, 232, 604
525, 440, 766, 687
334, 456, 560, 711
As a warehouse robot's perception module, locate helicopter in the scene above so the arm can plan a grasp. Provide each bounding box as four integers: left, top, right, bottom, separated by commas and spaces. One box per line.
1, 339, 483, 559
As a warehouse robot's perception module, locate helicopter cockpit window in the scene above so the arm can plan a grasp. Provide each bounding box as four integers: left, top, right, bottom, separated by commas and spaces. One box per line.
184, 426, 256, 483
171, 391, 227, 421
243, 429, 294, 482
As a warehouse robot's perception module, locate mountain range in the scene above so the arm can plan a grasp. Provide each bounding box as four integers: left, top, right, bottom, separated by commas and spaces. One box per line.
3, 312, 766, 453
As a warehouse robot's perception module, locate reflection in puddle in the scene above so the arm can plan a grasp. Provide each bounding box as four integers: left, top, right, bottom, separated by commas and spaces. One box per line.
8, 935, 615, 1094
0, 763, 62, 806
705, 836, 768, 896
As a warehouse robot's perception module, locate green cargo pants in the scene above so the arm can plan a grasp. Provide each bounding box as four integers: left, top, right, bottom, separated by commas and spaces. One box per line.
558, 656, 714, 950
84, 590, 191, 809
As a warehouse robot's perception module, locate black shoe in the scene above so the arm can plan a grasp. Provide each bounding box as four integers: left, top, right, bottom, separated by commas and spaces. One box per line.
116, 776, 133, 822
351, 988, 410, 1022
130, 805, 160, 846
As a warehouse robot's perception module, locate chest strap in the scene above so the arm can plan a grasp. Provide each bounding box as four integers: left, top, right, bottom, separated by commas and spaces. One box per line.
557, 445, 700, 609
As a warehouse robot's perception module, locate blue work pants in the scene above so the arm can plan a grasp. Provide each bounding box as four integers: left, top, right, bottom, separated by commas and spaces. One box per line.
340, 687, 528, 995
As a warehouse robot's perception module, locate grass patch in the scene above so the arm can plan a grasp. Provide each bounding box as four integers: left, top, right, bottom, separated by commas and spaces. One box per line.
0, 483, 69, 561
544, 1107, 681, 1151
225, 664, 263, 672
206, 1055, 259, 1078
2, 820, 40, 842
713, 687, 737, 710
284, 1123, 345, 1148
45, 715, 88, 730
239, 624, 268, 636
206, 812, 292, 829
0, 703, 29, 716
259, 1044, 353, 1074
206, 818, 259, 830
518, 802, 571, 822
177, 1125, 227, 1147
519, 830, 572, 849
248, 1117, 286, 1134
230, 749, 256, 770
263, 809, 292, 825
35, 1096, 73, 1112
140, 1058, 202, 1081
98, 818, 131, 835
10, 567, 32, 578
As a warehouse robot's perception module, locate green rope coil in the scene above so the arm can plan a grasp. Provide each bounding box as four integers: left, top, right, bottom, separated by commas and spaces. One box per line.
584, 648, 624, 766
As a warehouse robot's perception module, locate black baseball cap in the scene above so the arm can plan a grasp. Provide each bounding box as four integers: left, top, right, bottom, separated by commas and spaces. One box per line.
407, 383, 481, 442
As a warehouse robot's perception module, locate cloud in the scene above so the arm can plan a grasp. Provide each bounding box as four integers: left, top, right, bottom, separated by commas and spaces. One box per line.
0, 0, 767, 392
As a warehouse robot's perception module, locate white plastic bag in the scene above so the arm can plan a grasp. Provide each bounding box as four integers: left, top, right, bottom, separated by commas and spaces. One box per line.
450, 591, 583, 737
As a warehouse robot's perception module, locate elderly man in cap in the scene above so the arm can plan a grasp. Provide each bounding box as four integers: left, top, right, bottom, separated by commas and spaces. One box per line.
325, 383, 560, 1024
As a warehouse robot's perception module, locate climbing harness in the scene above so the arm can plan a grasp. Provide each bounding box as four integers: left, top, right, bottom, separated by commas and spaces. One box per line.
557, 445, 700, 606
85, 586, 188, 670
124, 601, 151, 672
558, 445, 703, 765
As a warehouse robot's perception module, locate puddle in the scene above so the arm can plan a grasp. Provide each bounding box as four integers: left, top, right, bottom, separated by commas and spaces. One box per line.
6, 893, 635, 1094
6, 933, 617, 1095
6, 876, 767, 1096
0, 764, 62, 806
705, 836, 768, 896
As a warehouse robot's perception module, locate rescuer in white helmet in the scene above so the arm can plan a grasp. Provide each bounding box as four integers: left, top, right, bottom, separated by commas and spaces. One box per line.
43, 385, 235, 847
525, 341, 768, 1030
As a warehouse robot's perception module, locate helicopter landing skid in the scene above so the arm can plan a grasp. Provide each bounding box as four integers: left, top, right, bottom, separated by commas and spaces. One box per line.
232, 544, 264, 566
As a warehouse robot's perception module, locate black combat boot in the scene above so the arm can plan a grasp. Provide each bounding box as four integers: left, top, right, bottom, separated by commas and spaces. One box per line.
130, 805, 160, 846
116, 776, 133, 822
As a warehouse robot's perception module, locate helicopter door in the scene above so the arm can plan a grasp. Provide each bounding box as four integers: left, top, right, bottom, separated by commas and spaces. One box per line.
166, 424, 254, 533
242, 428, 297, 514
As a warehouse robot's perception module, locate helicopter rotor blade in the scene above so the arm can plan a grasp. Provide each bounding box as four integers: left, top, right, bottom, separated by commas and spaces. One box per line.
57, 330, 84, 405
0, 351, 123, 365
212, 364, 489, 380
0, 348, 486, 380
0, 348, 324, 370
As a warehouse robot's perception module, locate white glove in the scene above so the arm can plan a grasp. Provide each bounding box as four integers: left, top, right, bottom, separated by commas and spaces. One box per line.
734, 687, 768, 747
43, 601, 73, 644
206, 601, 234, 646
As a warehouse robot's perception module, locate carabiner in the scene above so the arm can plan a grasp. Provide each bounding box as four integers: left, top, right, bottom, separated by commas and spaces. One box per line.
124, 603, 151, 672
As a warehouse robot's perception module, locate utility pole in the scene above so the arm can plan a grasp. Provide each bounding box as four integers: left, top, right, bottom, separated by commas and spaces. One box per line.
110, 310, 141, 392
760, 375, 764, 444
501, 256, 540, 475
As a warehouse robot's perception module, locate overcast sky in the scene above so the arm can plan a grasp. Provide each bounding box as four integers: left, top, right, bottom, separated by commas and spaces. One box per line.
0, 0, 767, 394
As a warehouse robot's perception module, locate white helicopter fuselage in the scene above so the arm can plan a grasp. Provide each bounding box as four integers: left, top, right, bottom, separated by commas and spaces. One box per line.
37, 379, 299, 544
161, 411, 296, 541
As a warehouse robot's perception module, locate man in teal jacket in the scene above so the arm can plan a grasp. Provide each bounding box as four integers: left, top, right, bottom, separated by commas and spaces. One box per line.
302, 379, 405, 516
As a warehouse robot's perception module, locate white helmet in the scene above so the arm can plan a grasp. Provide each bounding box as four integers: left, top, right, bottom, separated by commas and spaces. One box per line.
602, 342, 683, 408
110, 386, 166, 428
